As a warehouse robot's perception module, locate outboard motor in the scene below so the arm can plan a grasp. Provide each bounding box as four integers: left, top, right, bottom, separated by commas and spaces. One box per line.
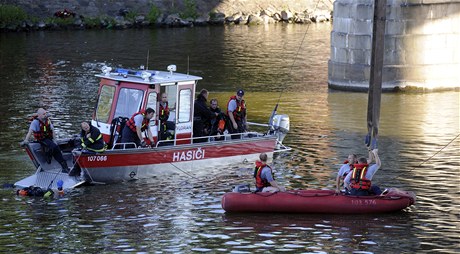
270, 114, 290, 147
232, 184, 251, 193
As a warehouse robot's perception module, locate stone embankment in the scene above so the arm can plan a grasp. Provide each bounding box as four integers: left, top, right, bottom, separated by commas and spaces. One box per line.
1, 0, 332, 31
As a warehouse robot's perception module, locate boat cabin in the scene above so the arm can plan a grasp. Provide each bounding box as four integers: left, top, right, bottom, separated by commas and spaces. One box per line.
93, 65, 202, 147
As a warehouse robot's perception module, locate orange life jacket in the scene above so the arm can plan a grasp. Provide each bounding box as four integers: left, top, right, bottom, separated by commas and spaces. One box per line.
254, 161, 274, 189
227, 95, 246, 121
159, 102, 170, 122
350, 163, 372, 190
217, 119, 226, 133
126, 111, 150, 132
33, 118, 53, 141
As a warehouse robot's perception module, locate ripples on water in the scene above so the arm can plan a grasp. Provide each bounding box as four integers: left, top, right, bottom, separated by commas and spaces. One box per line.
0, 25, 459, 253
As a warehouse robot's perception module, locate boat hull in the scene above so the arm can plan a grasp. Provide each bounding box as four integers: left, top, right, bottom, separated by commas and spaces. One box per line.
76, 136, 279, 183
221, 189, 416, 214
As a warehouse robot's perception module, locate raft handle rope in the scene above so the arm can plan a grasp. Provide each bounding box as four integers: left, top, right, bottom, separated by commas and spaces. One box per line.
254, 190, 402, 200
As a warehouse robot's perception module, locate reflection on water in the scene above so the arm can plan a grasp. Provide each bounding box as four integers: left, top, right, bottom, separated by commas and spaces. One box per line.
0, 25, 459, 253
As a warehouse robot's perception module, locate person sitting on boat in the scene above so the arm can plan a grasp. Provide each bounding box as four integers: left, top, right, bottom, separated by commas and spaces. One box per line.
254, 153, 285, 193
158, 93, 175, 140
227, 89, 247, 139
344, 148, 382, 196
21, 108, 70, 173
121, 108, 155, 147
80, 121, 106, 153
208, 98, 226, 138
335, 154, 358, 194
193, 89, 218, 142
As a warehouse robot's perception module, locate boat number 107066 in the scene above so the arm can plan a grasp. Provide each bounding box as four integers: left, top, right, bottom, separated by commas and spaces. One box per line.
87, 156, 108, 162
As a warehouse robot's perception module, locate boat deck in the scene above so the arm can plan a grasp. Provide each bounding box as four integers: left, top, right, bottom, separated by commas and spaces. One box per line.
16, 142, 85, 189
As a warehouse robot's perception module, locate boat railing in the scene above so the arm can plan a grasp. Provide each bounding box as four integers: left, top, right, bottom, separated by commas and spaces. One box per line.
155, 131, 264, 147
108, 131, 271, 150
111, 142, 138, 150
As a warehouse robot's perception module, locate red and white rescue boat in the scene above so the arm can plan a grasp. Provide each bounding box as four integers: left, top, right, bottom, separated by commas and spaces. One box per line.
16, 64, 290, 189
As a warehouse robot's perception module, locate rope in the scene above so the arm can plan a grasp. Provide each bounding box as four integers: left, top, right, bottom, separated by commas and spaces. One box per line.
412, 133, 460, 168
46, 152, 81, 189
274, 0, 323, 106
392, 133, 460, 179
169, 162, 201, 180
252, 190, 394, 199
266, 0, 324, 132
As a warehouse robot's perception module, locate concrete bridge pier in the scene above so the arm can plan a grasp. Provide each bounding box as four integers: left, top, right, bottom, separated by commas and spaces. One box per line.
328, 0, 460, 92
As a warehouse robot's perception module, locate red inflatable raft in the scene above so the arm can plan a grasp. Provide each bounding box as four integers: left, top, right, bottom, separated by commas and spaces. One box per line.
221, 188, 416, 214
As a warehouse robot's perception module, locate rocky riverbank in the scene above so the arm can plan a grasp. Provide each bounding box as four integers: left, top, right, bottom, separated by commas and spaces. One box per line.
1, 0, 332, 32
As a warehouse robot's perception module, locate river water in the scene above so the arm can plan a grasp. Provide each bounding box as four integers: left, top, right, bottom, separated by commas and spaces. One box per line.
0, 24, 459, 253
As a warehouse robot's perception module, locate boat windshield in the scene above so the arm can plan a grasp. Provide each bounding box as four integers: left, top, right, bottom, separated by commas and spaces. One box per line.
96, 85, 115, 123
114, 88, 144, 118
178, 88, 191, 123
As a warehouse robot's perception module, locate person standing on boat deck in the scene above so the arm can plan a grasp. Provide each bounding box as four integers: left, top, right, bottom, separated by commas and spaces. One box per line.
193, 89, 218, 142
344, 148, 382, 196
335, 154, 358, 194
209, 98, 226, 137
158, 93, 175, 140
80, 121, 106, 153
121, 108, 155, 147
21, 108, 70, 173
227, 89, 247, 139
254, 153, 285, 193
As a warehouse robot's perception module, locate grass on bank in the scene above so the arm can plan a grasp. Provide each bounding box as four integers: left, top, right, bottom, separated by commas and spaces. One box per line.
0, 4, 166, 30
0, 4, 27, 27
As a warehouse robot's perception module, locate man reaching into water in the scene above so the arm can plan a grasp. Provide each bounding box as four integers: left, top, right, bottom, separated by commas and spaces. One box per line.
254, 153, 285, 193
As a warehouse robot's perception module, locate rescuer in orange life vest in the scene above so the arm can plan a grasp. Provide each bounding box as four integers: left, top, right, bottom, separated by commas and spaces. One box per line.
254, 153, 286, 193
344, 148, 382, 196
21, 108, 70, 173
121, 108, 155, 147
227, 89, 247, 139
208, 98, 227, 138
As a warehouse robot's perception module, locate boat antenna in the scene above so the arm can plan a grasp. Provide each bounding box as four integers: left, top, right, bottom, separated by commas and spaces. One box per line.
146, 50, 150, 70
187, 55, 190, 75
268, 0, 323, 128
365, 0, 387, 149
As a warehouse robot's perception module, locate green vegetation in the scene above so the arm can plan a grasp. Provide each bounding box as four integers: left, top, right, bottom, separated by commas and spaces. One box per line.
125, 11, 138, 23
45, 17, 75, 26
0, 4, 27, 27
83, 17, 101, 28
100, 16, 116, 29
147, 5, 161, 23
180, 0, 198, 20
209, 10, 217, 20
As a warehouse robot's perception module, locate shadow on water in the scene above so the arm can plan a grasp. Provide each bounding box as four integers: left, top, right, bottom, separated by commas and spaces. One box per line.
221, 212, 420, 253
